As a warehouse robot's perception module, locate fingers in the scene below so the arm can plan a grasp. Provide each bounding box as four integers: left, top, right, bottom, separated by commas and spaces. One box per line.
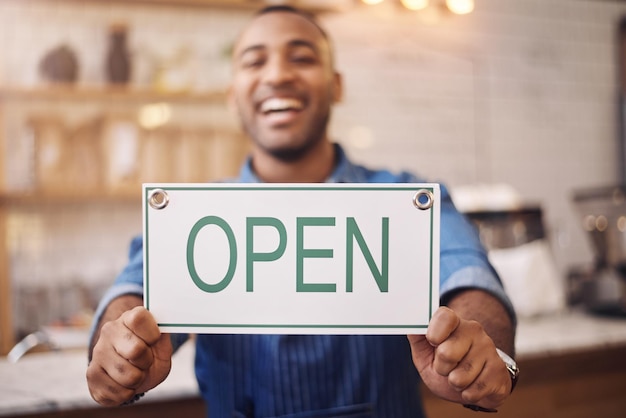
87, 307, 170, 406
419, 307, 510, 409
458, 356, 509, 407
86, 362, 136, 407
431, 327, 474, 379
87, 323, 150, 405
105, 307, 159, 372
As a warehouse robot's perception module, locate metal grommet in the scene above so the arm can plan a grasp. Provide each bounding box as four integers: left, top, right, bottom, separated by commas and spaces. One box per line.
148, 189, 169, 210
413, 189, 434, 210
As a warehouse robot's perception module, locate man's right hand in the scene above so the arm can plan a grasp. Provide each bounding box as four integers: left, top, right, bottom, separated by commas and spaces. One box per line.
86, 304, 172, 406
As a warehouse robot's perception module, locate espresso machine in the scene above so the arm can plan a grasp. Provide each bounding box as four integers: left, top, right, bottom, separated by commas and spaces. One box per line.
570, 18, 626, 316
572, 186, 626, 316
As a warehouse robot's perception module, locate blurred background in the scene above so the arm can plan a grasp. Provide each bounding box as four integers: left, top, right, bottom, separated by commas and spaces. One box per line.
1, 0, 626, 416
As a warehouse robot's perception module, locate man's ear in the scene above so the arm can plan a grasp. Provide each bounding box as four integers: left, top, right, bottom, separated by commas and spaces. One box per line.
332, 71, 344, 104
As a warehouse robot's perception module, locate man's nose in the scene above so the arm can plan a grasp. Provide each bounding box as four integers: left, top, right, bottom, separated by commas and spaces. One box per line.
262, 57, 295, 85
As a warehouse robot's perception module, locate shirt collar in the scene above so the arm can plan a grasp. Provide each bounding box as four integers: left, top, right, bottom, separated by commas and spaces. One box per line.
237, 143, 361, 184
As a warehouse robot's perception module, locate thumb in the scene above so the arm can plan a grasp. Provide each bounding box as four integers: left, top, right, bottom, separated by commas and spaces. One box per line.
407, 334, 435, 373
153, 332, 173, 362
138, 333, 173, 394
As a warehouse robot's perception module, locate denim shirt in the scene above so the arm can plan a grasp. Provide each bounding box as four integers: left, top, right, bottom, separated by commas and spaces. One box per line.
92, 144, 514, 418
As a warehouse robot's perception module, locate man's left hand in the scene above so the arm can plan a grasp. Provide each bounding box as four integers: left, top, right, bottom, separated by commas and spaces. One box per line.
407, 306, 512, 410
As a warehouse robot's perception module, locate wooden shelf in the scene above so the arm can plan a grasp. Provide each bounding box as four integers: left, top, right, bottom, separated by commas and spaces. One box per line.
0, 85, 227, 104
79, 0, 347, 13
102, 0, 277, 10
0, 190, 143, 205
20, 0, 350, 14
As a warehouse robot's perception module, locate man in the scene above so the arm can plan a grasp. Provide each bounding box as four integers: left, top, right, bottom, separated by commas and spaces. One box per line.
87, 6, 517, 417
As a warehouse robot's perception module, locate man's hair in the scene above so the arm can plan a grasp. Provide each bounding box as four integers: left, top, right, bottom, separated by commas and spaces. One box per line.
255, 5, 330, 41
254, 5, 335, 67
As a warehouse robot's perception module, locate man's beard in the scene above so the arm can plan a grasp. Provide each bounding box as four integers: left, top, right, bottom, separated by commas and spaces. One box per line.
245, 109, 331, 163
262, 134, 322, 162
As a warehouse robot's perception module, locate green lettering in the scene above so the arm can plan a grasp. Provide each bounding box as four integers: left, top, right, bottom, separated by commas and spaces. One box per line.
246, 217, 287, 291
296, 217, 336, 292
346, 217, 389, 292
187, 216, 237, 293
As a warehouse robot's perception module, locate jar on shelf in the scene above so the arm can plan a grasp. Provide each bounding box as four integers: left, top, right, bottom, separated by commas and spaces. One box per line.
105, 23, 131, 85
29, 116, 71, 191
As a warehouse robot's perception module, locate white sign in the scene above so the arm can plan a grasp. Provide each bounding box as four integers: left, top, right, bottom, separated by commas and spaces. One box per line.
143, 183, 440, 335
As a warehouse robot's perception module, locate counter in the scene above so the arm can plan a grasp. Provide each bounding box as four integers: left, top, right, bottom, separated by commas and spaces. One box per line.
0, 336, 202, 418
1, 309, 625, 417
425, 309, 626, 418
515, 308, 626, 358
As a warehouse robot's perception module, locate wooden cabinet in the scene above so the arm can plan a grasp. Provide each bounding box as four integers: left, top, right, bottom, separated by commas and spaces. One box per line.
0, 0, 348, 358
0, 86, 247, 196
0, 85, 248, 355
0, 207, 10, 355
421, 344, 626, 418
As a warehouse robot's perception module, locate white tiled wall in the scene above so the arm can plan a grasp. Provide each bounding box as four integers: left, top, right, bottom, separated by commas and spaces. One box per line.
325, 0, 626, 273
2, 0, 626, 332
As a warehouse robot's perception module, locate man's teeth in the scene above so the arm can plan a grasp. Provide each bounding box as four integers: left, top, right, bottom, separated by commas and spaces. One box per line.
261, 98, 303, 113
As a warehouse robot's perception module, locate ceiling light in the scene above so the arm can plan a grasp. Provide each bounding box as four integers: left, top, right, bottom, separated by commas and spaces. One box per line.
400, 0, 429, 11
445, 0, 474, 15
361, 0, 386, 5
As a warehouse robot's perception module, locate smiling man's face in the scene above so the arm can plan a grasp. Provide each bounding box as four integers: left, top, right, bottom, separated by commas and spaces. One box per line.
230, 10, 342, 162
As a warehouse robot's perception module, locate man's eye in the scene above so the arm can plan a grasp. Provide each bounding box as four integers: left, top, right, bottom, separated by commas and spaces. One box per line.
291, 55, 317, 64
243, 61, 262, 69
241, 56, 265, 69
